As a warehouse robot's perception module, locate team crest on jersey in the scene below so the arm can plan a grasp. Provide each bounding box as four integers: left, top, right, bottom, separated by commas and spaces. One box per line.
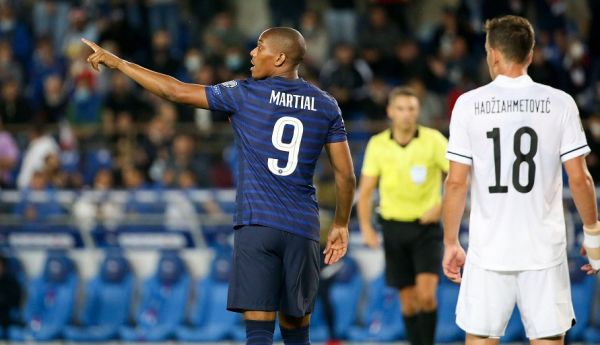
221, 80, 238, 88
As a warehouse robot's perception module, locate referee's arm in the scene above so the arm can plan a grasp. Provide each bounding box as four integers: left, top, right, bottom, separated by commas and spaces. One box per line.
357, 174, 379, 248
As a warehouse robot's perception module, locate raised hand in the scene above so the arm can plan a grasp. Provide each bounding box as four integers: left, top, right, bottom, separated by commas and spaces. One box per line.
81, 38, 123, 71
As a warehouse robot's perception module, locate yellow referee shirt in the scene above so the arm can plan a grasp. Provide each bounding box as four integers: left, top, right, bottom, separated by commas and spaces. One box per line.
361, 126, 449, 221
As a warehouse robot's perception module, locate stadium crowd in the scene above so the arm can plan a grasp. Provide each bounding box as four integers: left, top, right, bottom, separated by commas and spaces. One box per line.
0, 0, 599, 197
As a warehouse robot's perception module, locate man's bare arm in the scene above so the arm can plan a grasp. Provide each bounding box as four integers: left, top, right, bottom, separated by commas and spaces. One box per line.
442, 161, 471, 245
564, 156, 598, 226
322, 141, 356, 264
441, 161, 470, 282
325, 141, 356, 227
357, 174, 379, 248
82, 38, 209, 109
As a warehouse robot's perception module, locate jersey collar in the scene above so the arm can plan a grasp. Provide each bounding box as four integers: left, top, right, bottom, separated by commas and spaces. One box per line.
491, 74, 534, 88
389, 127, 419, 147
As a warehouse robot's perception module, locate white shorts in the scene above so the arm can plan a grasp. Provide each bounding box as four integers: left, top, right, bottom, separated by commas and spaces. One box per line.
456, 258, 575, 339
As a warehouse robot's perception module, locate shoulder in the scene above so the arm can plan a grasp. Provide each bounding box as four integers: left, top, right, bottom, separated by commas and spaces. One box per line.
312, 84, 342, 115
531, 81, 574, 109
368, 129, 392, 144
215, 78, 254, 90
419, 126, 448, 143
454, 84, 488, 108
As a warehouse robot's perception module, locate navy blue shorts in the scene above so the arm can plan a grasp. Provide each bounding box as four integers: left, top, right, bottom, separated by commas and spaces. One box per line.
227, 225, 320, 317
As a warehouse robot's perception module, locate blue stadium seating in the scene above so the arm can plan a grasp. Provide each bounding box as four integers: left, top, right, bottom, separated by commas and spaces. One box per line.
347, 274, 404, 342
567, 254, 596, 342
175, 249, 241, 341
435, 276, 464, 343
9, 252, 77, 341
119, 251, 190, 341
311, 256, 363, 340
82, 149, 112, 185
64, 253, 133, 341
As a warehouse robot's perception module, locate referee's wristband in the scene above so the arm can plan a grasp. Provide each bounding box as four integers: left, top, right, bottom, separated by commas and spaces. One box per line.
583, 221, 600, 269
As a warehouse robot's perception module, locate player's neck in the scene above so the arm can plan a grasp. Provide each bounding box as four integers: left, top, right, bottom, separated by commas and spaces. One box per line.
392, 125, 417, 146
271, 68, 299, 80
494, 64, 528, 79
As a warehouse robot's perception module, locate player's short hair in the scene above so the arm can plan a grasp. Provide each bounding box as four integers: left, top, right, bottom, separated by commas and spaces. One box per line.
485, 15, 535, 64
388, 86, 419, 105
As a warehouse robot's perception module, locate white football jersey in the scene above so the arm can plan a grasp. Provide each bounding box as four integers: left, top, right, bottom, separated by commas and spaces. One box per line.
447, 75, 590, 271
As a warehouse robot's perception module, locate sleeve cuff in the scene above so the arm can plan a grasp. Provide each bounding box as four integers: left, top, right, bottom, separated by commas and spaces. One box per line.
446, 150, 473, 166
560, 144, 590, 162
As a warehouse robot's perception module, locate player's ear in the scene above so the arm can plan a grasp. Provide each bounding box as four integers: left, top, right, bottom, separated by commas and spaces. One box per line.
274, 52, 286, 67
525, 50, 533, 66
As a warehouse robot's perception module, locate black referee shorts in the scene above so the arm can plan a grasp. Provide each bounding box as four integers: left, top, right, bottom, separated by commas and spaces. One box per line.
227, 225, 320, 317
380, 218, 442, 289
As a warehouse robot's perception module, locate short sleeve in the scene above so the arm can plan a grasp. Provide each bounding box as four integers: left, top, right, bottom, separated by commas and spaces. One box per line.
434, 131, 449, 173
326, 104, 347, 143
560, 95, 590, 162
361, 138, 380, 177
446, 95, 473, 166
205, 79, 247, 113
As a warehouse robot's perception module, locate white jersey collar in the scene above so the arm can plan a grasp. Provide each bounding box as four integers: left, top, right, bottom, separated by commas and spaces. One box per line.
491, 74, 534, 88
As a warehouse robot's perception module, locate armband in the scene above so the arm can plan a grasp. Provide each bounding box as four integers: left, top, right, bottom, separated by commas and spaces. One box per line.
583, 221, 600, 270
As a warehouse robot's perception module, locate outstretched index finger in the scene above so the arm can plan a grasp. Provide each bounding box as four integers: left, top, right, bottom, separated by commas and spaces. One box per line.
81, 38, 100, 52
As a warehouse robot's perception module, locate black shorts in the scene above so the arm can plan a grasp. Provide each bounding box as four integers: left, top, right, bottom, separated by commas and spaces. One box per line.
380, 219, 442, 289
227, 225, 320, 317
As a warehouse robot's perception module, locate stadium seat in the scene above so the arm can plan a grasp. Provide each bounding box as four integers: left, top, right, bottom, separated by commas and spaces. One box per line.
347, 274, 404, 342
311, 256, 363, 340
175, 249, 241, 341
82, 149, 112, 185
64, 252, 134, 341
435, 276, 464, 343
119, 251, 190, 341
9, 252, 77, 341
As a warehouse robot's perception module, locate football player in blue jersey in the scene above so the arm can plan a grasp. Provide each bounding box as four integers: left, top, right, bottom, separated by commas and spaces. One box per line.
82, 27, 356, 345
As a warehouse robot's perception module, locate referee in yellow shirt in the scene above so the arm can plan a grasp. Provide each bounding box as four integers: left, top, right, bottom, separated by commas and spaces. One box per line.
357, 87, 448, 345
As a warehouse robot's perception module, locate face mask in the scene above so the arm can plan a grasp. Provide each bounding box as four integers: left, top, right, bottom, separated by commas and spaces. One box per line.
225, 54, 242, 70
590, 122, 600, 139
75, 86, 90, 101
185, 55, 203, 72
0, 20, 14, 31
570, 41, 584, 60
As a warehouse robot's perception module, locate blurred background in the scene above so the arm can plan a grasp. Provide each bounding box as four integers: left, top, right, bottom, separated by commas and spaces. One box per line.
0, 0, 599, 343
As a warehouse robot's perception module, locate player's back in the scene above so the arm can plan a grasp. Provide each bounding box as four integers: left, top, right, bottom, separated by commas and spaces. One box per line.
206, 77, 346, 241
447, 75, 589, 270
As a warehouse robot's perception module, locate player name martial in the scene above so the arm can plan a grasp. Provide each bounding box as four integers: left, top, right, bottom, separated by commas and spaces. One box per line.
269, 90, 317, 111
474, 97, 551, 115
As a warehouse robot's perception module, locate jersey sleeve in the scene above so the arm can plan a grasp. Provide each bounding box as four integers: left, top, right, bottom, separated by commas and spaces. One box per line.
326, 105, 347, 143
446, 95, 473, 166
361, 138, 380, 177
205, 79, 247, 113
434, 131, 450, 173
560, 95, 590, 162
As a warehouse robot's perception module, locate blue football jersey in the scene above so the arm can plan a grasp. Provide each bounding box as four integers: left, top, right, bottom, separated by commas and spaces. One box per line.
206, 77, 347, 241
